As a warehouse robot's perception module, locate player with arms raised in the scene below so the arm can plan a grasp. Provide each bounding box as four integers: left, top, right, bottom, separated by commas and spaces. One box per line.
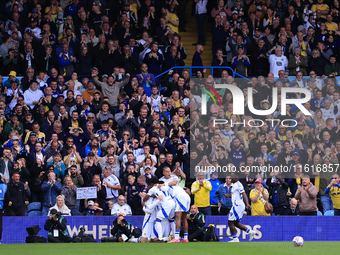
228, 173, 255, 242
159, 167, 191, 243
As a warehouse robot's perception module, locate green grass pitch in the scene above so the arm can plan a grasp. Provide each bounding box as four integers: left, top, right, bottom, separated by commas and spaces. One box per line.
1, 242, 337, 255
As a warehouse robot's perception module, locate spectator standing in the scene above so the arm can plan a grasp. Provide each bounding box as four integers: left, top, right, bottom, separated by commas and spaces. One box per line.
5, 172, 29, 216
294, 175, 318, 216
191, 172, 212, 215
215, 175, 233, 215
250, 179, 270, 216
41, 172, 62, 216
324, 174, 340, 215
193, 0, 208, 45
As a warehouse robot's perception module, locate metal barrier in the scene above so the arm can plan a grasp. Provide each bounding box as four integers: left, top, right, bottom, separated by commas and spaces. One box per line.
155, 66, 251, 80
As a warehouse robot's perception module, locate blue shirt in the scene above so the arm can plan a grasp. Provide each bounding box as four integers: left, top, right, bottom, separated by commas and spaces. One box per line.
208, 178, 221, 206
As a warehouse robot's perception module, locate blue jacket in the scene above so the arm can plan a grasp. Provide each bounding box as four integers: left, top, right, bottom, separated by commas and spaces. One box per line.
215, 183, 232, 209
41, 181, 62, 207
208, 178, 221, 206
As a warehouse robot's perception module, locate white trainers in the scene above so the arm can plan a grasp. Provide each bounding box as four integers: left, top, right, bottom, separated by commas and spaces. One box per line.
249, 231, 255, 242
228, 238, 240, 242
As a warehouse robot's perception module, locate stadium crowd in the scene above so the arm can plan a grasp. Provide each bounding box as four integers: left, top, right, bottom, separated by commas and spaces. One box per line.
0, 0, 339, 235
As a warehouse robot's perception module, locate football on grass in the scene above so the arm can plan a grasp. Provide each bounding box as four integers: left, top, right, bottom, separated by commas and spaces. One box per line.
292, 236, 304, 247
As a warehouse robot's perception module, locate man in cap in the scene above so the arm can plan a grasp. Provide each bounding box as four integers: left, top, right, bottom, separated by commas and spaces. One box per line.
231, 45, 250, 76
249, 179, 270, 216
44, 208, 73, 243
24, 18, 42, 39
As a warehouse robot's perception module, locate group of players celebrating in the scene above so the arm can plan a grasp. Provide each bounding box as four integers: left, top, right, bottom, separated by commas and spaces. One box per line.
131, 167, 255, 243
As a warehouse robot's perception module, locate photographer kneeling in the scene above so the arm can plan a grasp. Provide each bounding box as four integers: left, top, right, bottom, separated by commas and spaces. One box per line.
44, 209, 73, 243
110, 215, 132, 242
187, 205, 206, 241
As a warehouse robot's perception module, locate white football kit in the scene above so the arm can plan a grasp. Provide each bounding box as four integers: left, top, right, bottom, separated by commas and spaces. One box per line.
228, 181, 246, 221
142, 197, 160, 240
147, 186, 175, 220
159, 175, 179, 186
169, 186, 191, 213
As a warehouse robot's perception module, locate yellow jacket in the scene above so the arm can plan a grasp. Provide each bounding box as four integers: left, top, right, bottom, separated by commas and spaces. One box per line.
191, 179, 212, 207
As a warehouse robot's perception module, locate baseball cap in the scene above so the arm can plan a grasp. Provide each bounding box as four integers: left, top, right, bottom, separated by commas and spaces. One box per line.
93, 91, 100, 96
292, 152, 299, 156
102, 74, 108, 78
232, 10, 238, 14
25, 112, 32, 116
83, 100, 89, 105
57, 94, 64, 98
32, 9, 38, 13
87, 200, 94, 206
91, 67, 98, 71
30, 18, 37, 23
10, 79, 17, 84
255, 179, 263, 183
12, 136, 19, 140
124, 2, 130, 6
50, 208, 58, 215
297, 25, 305, 32
30, 132, 37, 136
88, 152, 95, 157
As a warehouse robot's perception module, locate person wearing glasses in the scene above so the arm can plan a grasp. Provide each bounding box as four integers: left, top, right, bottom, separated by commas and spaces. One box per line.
324, 174, 340, 215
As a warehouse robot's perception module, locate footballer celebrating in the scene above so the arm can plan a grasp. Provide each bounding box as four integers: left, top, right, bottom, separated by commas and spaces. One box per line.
228, 173, 255, 242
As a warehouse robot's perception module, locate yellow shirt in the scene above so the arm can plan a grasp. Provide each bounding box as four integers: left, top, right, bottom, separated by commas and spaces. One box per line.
326, 22, 338, 34
165, 13, 179, 34
71, 121, 79, 128
63, 154, 80, 169
191, 179, 212, 208
24, 131, 46, 146
250, 188, 270, 216
239, 130, 257, 143
293, 129, 303, 138
45, 6, 63, 20
328, 185, 340, 209
311, 4, 329, 19
130, 3, 139, 20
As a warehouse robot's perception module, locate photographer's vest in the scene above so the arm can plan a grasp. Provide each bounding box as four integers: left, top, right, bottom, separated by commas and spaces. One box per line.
0, 183, 7, 209
48, 217, 69, 237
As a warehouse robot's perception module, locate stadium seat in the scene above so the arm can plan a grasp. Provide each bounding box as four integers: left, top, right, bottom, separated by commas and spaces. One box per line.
27, 202, 42, 213
324, 210, 334, 216
28, 211, 43, 216
317, 211, 323, 216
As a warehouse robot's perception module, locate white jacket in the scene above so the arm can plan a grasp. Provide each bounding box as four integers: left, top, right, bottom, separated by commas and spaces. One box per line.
24, 88, 44, 109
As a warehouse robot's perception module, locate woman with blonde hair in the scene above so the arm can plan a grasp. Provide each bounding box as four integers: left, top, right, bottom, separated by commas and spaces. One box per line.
314, 109, 326, 137
48, 195, 71, 216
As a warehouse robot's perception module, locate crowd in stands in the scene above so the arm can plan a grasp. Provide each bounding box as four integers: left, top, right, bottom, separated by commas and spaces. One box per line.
0, 0, 340, 221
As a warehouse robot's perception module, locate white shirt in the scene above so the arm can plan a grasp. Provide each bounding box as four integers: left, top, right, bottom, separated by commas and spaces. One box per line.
103, 174, 120, 199
147, 186, 173, 205
321, 107, 337, 121
231, 181, 245, 206
147, 95, 162, 112
196, 0, 208, 14
136, 154, 157, 164
160, 175, 179, 187
111, 203, 132, 216
2, 160, 9, 184
6, 88, 23, 110
268, 54, 288, 77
